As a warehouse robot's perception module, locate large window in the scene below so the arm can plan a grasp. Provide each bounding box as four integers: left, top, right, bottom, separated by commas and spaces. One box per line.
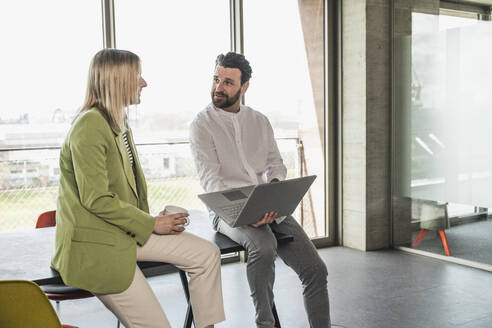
0, 1, 102, 232
244, 0, 327, 238
115, 0, 230, 143
114, 0, 230, 215
0, 1, 333, 240
0, 1, 101, 127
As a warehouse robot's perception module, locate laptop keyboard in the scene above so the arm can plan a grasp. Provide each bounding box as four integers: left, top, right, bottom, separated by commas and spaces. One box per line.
220, 203, 244, 219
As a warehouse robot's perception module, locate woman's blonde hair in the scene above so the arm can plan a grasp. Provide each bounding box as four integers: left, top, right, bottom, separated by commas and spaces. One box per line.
79, 49, 141, 133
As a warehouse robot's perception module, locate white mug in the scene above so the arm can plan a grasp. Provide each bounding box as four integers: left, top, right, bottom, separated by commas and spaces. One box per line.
163, 205, 190, 226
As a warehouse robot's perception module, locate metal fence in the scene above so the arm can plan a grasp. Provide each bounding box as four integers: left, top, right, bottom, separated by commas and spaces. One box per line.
0, 139, 300, 232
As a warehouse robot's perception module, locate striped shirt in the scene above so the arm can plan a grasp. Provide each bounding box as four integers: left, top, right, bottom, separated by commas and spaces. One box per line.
122, 132, 134, 167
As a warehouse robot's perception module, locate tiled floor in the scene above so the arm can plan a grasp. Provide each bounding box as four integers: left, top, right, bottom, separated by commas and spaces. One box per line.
56, 247, 492, 328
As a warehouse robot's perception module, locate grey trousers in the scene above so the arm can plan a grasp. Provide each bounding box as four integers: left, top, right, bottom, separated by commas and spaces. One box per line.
214, 215, 330, 328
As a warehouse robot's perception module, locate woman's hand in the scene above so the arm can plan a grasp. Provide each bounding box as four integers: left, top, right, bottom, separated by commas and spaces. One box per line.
153, 213, 189, 235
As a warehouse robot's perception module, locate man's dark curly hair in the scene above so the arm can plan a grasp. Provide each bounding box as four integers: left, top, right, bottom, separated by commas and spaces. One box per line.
215, 52, 252, 85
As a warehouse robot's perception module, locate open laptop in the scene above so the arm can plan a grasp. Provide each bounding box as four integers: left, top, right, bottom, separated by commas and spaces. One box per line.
198, 175, 316, 227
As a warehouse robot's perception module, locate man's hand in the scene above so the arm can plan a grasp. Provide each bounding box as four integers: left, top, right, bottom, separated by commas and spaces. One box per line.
250, 211, 278, 228
153, 213, 189, 235
247, 178, 280, 228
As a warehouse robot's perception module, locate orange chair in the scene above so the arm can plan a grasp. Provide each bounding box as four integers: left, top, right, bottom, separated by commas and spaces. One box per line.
35, 210, 58, 228
411, 200, 451, 256
0, 280, 78, 328
412, 229, 451, 256
35, 211, 94, 311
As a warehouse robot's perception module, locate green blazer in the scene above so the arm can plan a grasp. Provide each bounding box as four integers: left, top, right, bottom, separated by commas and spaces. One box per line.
51, 108, 155, 294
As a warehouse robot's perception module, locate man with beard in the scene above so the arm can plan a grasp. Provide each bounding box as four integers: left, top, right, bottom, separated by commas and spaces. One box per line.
189, 52, 331, 328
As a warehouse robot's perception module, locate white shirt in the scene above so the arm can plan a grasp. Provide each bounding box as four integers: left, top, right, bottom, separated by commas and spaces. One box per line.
190, 103, 287, 194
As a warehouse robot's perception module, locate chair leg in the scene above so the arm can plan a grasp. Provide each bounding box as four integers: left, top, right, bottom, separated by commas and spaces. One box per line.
412, 229, 428, 247
179, 270, 194, 328
116, 319, 120, 328
437, 230, 451, 256
272, 302, 281, 328
183, 304, 194, 328
56, 300, 60, 313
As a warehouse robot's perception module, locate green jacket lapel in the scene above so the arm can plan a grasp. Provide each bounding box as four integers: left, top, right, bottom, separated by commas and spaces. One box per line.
126, 127, 148, 205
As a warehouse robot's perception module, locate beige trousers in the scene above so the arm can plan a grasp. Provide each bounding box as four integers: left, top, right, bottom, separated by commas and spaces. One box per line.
96, 232, 225, 328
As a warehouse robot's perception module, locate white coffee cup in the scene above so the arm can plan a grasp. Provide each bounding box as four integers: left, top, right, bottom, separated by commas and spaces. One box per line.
163, 205, 190, 226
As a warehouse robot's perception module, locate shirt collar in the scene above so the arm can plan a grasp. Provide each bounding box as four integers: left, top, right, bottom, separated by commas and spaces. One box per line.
211, 103, 244, 117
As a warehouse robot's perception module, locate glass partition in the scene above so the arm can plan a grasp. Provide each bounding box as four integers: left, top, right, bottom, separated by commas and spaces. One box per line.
393, 0, 492, 268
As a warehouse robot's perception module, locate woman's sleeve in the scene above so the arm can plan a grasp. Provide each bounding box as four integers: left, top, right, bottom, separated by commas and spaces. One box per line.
70, 115, 154, 245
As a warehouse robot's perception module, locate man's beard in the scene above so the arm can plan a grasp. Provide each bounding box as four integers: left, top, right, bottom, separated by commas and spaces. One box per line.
211, 88, 241, 109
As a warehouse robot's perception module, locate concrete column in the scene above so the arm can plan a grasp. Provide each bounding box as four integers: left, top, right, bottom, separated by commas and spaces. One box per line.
342, 0, 391, 250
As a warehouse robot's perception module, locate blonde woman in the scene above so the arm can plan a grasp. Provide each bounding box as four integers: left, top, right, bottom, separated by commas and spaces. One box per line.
51, 49, 225, 328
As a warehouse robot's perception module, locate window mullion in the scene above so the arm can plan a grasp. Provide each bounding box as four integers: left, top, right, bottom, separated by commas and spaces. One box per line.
102, 0, 116, 48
